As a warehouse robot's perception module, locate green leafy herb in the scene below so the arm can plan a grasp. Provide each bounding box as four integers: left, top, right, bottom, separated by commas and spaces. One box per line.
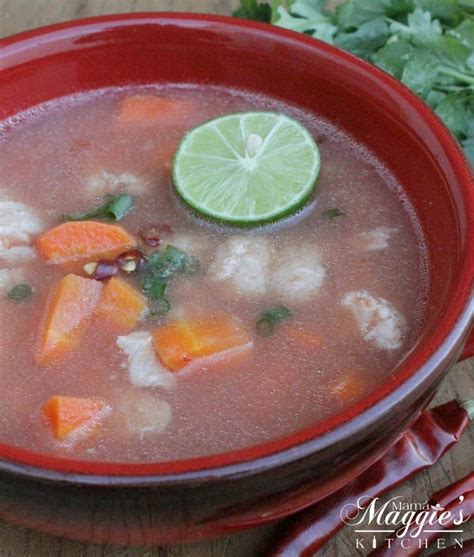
234, 0, 474, 164
148, 297, 172, 317
256, 304, 291, 337
141, 245, 200, 314
8, 283, 33, 301
146, 245, 200, 282
63, 194, 134, 222
142, 274, 167, 300
233, 0, 272, 21
323, 207, 346, 219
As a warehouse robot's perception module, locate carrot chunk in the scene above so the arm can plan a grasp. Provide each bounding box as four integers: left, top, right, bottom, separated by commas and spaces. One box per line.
42, 395, 110, 441
118, 95, 195, 124
36, 274, 103, 365
153, 315, 252, 372
97, 277, 147, 331
37, 221, 137, 265
331, 372, 366, 403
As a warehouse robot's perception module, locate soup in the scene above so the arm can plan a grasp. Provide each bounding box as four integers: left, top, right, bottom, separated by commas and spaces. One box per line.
0, 86, 428, 462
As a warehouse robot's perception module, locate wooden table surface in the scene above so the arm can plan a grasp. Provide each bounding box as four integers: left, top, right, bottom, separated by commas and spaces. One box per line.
1, 1, 473, 555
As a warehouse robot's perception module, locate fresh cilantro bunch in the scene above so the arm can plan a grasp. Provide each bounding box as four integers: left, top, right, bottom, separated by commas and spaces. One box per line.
233, 0, 474, 164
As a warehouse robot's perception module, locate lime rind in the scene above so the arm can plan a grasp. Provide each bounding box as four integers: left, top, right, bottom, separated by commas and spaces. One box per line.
172, 111, 320, 226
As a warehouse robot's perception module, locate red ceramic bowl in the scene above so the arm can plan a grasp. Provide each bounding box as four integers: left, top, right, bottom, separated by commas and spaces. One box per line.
0, 13, 473, 546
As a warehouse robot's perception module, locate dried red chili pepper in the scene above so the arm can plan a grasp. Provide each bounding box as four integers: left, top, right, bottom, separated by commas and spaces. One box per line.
269, 400, 473, 557
369, 472, 474, 556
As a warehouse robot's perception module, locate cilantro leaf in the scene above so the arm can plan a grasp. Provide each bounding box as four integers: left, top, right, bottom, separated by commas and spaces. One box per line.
336, 0, 413, 30
461, 114, 474, 163
431, 34, 472, 68
336, 0, 386, 29
414, 0, 462, 25
335, 17, 390, 59
141, 245, 200, 314
390, 8, 443, 47
275, 1, 332, 33
233, 0, 272, 22
435, 91, 472, 137
462, 136, 474, 162
371, 36, 415, 77
401, 49, 440, 95
425, 89, 447, 108
290, 0, 328, 18
450, 18, 474, 49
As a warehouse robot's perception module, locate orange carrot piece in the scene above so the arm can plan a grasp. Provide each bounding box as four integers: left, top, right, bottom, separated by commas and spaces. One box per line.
97, 277, 147, 331
42, 395, 109, 441
37, 221, 137, 265
36, 274, 103, 365
153, 315, 252, 372
331, 372, 366, 403
118, 95, 193, 124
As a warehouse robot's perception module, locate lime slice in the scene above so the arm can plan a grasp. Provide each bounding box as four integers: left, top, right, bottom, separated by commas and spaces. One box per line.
172, 111, 320, 225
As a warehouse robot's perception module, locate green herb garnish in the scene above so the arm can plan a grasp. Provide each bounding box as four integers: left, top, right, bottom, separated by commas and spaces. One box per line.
63, 194, 134, 222
8, 283, 33, 301
234, 0, 474, 164
256, 304, 291, 337
233, 0, 272, 22
148, 297, 172, 317
142, 275, 167, 300
141, 245, 200, 314
323, 207, 345, 219
145, 246, 200, 282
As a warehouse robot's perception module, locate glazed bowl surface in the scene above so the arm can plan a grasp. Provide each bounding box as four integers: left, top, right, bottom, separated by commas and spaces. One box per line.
0, 13, 473, 544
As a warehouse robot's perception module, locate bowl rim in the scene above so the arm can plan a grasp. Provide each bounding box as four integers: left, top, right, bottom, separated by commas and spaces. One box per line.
1, 12, 473, 486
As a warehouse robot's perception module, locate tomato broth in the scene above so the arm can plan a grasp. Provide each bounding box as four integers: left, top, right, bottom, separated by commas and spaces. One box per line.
0, 86, 428, 462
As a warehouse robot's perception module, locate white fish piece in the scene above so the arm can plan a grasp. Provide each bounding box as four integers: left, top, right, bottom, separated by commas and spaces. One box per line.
0, 246, 36, 265
209, 236, 271, 296
358, 227, 398, 251
117, 391, 171, 440
341, 290, 406, 350
117, 331, 176, 390
0, 201, 45, 265
0, 267, 25, 297
85, 171, 148, 198
0, 203, 45, 235
271, 247, 326, 302
0, 227, 30, 247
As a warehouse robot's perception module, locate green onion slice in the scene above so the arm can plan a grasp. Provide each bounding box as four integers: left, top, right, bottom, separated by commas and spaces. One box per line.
63, 194, 134, 222
8, 283, 33, 301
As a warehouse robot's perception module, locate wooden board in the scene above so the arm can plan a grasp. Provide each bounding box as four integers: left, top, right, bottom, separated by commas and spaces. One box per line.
1, 1, 473, 555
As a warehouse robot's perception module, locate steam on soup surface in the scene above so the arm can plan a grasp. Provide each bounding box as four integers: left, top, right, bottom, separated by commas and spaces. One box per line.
0, 86, 428, 462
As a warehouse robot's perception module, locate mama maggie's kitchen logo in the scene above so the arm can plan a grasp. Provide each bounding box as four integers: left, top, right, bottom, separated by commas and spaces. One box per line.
340, 495, 471, 551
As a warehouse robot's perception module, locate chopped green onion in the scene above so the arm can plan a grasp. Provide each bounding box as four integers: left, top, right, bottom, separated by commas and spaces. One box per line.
323, 208, 345, 220
8, 283, 33, 301
63, 194, 134, 222
256, 304, 291, 337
